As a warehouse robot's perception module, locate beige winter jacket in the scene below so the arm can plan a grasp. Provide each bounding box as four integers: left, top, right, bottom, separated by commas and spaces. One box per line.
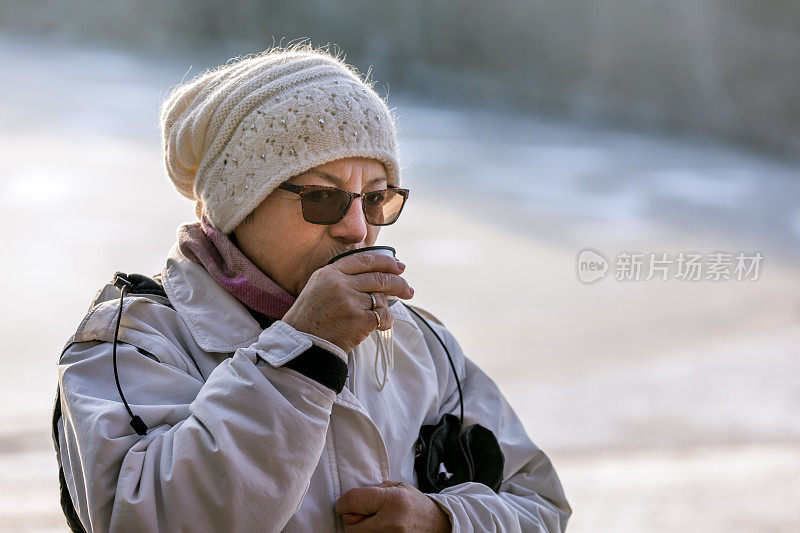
55, 228, 571, 532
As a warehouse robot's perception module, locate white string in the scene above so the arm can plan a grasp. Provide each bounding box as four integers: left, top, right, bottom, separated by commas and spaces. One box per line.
374, 330, 386, 390
374, 326, 394, 391
383, 326, 394, 370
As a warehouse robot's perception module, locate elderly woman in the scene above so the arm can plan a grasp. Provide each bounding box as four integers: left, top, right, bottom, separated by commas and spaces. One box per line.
53, 46, 571, 532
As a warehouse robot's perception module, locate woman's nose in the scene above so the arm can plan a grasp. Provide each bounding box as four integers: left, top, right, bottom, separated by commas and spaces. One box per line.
329, 197, 368, 243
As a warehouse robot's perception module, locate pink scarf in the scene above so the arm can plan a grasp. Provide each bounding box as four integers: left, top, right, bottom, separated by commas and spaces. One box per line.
177, 215, 296, 320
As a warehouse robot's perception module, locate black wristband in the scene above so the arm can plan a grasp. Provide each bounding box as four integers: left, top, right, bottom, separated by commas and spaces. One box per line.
283, 344, 348, 394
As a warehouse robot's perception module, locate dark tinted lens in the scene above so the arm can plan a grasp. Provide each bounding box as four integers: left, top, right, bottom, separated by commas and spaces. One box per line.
300, 188, 350, 224
364, 189, 406, 225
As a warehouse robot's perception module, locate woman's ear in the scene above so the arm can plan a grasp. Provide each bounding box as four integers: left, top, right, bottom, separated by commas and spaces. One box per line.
195, 201, 203, 219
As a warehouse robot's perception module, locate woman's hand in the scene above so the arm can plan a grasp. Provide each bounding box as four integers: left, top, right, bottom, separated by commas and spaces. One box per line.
282, 252, 414, 353
336, 481, 451, 532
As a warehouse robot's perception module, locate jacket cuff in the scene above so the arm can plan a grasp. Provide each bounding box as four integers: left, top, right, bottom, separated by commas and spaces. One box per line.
425, 494, 457, 533
251, 320, 348, 394
283, 345, 347, 394
294, 329, 349, 363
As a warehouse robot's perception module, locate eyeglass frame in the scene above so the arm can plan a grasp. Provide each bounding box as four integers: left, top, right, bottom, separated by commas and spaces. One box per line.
276, 182, 410, 226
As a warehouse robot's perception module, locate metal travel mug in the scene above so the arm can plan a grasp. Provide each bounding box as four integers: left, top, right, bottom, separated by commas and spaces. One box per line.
327, 246, 400, 306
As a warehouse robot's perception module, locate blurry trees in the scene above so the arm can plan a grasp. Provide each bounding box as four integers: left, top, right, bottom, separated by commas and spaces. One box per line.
2, 0, 798, 155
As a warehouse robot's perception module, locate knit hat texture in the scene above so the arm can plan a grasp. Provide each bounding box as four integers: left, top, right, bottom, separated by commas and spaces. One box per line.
160, 46, 401, 234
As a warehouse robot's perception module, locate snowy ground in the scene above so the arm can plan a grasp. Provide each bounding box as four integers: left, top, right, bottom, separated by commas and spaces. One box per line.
1, 34, 799, 532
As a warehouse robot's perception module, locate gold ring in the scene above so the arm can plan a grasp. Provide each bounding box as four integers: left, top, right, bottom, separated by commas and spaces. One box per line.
368, 293, 378, 310
371, 309, 381, 329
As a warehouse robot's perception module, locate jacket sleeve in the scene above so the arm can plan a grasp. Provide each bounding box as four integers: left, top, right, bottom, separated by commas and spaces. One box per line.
422, 324, 572, 533
57, 315, 344, 533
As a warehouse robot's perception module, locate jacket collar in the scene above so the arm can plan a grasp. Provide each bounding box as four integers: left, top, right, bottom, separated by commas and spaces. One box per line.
162, 240, 262, 353
161, 236, 418, 354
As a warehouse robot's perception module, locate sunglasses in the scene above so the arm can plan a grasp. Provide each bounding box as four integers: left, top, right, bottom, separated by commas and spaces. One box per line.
277, 183, 410, 226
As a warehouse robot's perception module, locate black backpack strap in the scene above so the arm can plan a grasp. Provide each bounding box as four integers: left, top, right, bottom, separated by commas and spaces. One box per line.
53, 272, 167, 532
112, 271, 167, 298
52, 385, 88, 533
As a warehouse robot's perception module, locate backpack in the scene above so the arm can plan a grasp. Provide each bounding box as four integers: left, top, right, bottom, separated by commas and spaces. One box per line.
52, 273, 168, 533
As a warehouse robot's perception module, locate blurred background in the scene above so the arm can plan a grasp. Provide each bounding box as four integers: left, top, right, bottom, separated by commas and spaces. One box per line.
1, 1, 798, 532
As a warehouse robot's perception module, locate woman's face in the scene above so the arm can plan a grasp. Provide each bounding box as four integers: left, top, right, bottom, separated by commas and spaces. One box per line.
232, 157, 388, 297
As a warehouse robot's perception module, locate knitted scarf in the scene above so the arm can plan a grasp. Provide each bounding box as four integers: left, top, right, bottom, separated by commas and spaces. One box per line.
177, 215, 296, 322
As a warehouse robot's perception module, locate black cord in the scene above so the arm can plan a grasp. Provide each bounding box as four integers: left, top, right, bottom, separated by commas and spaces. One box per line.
111, 274, 457, 435
112, 277, 148, 435
405, 305, 464, 425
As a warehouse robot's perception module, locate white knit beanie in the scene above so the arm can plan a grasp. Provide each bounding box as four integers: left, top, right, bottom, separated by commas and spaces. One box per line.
160, 45, 401, 234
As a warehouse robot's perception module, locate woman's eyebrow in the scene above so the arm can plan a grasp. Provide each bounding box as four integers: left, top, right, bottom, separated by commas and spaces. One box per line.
306, 170, 388, 187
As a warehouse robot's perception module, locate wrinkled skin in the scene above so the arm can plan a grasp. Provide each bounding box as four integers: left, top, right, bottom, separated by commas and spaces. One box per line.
336, 481, 451, 532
